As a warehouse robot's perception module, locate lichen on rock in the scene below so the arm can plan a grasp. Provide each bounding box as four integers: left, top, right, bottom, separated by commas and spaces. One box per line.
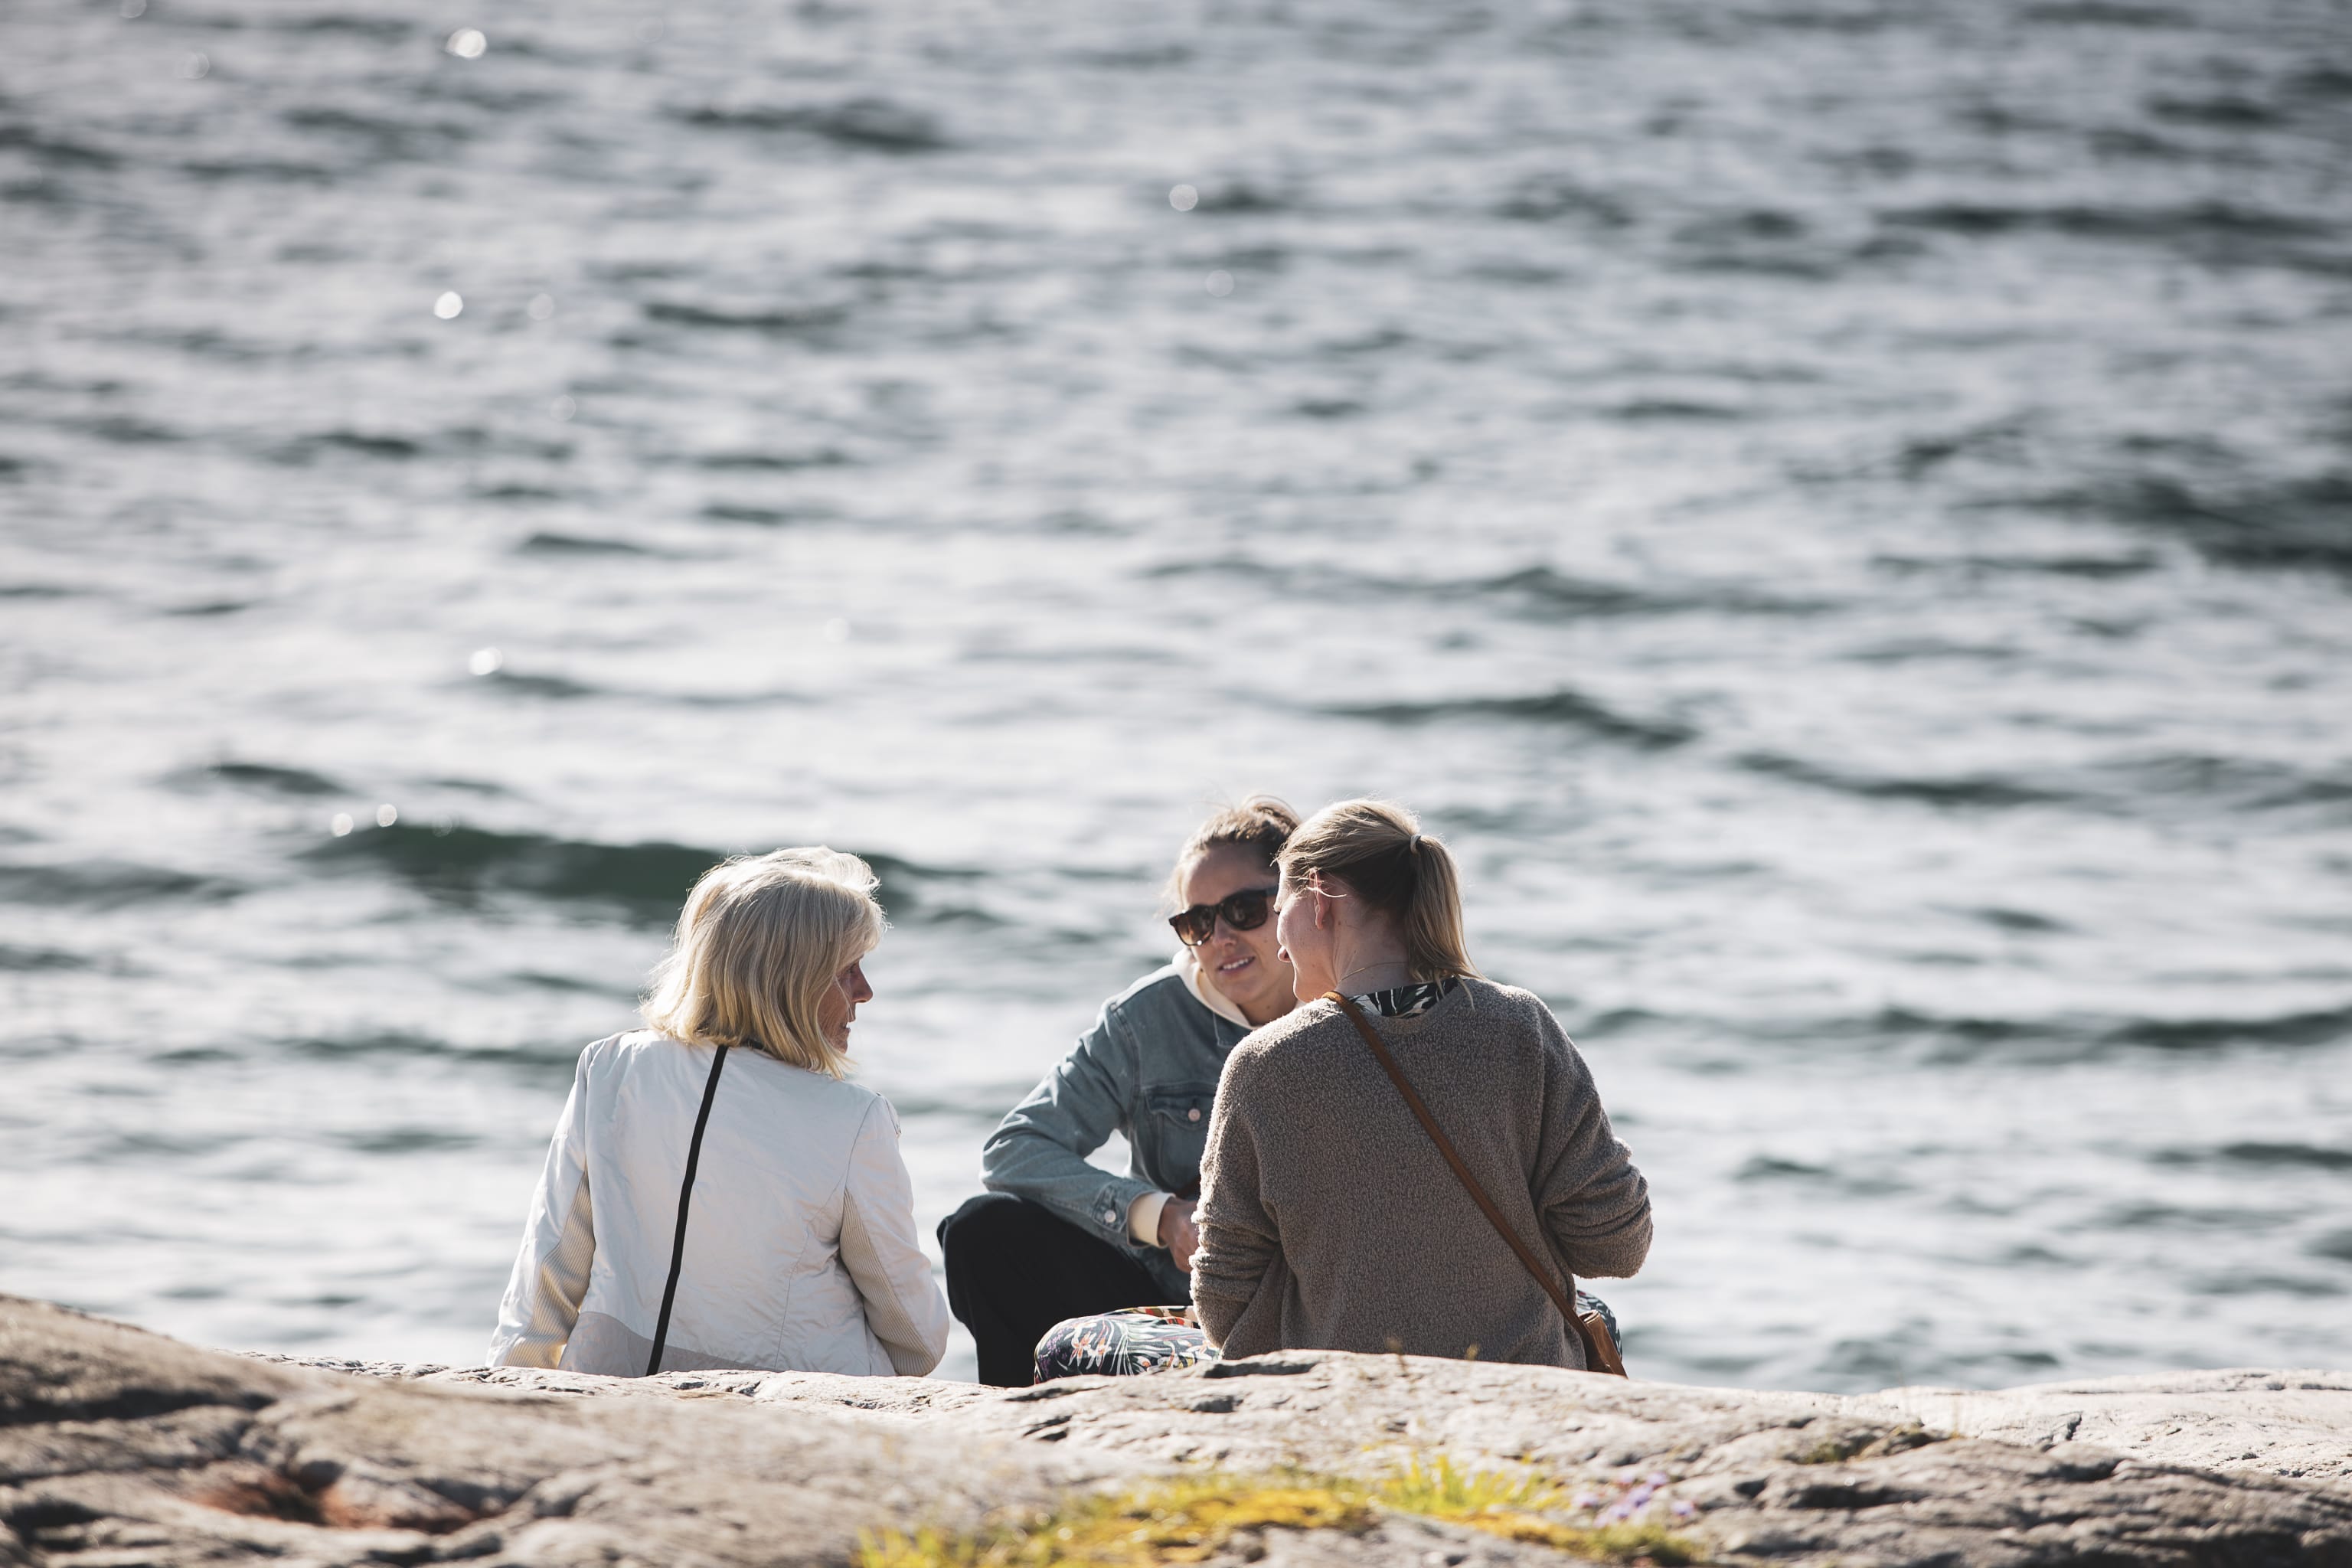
5, 1294, 2349, 1566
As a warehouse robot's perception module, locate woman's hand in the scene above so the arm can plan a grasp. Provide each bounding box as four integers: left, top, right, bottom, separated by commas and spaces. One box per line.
1158, 1197, 1201, 1272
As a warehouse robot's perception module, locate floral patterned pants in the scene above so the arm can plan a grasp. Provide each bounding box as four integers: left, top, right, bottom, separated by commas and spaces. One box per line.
1032, 1294, 1621, 1381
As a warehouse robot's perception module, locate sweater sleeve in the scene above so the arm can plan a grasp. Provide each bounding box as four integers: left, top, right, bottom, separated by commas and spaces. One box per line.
1188, 1053, 1277, 1348
487, 1054, 596, 1368
1530, 1008, 1654, 1282
839, 1096, 952, 1376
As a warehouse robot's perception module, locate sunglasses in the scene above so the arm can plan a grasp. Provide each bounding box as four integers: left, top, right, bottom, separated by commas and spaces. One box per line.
1168, 886, 1278, 948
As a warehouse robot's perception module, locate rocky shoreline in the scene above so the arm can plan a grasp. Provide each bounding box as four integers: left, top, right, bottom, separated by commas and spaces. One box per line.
4, 1295, 2347, 1566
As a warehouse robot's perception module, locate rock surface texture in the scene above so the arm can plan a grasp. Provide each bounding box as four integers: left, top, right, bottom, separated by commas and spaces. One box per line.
3, 1295, 2347, 1566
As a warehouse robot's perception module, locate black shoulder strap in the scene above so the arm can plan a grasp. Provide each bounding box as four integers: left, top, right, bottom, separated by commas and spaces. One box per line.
645, 1043, 730, 1376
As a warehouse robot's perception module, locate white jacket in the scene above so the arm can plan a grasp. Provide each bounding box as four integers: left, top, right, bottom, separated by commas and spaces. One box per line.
488, 1030, 950, 1377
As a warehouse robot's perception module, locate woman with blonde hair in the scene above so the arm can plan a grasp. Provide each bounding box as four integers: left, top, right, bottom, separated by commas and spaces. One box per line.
1191, 800, 1651, 1370
488, 847, 949, 1377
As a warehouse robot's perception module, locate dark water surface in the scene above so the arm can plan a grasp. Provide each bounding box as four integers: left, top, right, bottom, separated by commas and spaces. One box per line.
3, 0, 2349, 1387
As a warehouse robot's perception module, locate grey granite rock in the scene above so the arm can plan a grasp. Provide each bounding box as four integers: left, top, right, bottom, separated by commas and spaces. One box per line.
8, 1295, 2350, 1566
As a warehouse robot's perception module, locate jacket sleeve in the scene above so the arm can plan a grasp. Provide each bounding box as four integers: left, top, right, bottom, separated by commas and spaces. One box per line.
978, 999, 1157, 1250
1188, 1054, 1276, 1348
839, 1096, 952, 1376
487, 1055, 597, 1368
1530, 1008, 1653, 1282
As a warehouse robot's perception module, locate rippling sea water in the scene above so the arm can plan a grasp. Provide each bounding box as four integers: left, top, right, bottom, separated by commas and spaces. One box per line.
3, 0, 2349, 1389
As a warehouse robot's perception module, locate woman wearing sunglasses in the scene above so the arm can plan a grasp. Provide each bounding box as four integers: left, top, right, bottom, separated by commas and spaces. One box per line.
938, 796, 1299, 1385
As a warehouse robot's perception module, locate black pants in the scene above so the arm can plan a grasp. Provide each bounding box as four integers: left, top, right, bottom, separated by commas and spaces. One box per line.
938, 1193, 1182, 1387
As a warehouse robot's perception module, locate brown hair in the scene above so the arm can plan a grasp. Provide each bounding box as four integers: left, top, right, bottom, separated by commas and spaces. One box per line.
1277, 799, 1478, 982
1162, 795, 1300, 912
641, 847, 886, 1076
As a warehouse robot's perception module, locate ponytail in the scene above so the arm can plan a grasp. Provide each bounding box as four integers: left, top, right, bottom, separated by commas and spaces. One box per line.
1277, 799, 1478, 982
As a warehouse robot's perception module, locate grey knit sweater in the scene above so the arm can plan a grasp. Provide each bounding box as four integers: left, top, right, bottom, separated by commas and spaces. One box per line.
1191, 978, 1651, 1368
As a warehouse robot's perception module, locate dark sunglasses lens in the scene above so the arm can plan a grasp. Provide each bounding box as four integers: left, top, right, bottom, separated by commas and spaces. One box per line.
1170, 888, 1272, 946
1220, 890, 1272, 931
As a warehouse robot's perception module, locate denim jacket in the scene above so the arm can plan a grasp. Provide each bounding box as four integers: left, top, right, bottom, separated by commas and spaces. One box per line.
981, 961, 1252, 1300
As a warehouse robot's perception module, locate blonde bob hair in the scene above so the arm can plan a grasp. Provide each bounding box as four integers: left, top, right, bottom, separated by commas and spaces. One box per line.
641, 847, 886, 1077
1278, 799, 1479, 984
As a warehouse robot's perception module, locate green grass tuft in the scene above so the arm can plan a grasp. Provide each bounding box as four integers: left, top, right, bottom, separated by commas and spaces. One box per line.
1793, 1423, 1942, 1465
860, 1459, 1702, 1566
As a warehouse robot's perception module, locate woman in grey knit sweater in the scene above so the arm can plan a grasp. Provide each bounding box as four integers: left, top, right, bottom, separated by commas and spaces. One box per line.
1191, 799, 1652, 1369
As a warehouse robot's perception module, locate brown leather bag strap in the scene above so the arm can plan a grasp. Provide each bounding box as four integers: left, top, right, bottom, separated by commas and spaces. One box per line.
1327, 991, 1612, 1372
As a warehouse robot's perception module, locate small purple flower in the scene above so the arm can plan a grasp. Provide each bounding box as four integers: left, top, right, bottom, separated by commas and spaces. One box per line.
1671, 1501, 1697, 1518
1646, 1472, 1669, 1487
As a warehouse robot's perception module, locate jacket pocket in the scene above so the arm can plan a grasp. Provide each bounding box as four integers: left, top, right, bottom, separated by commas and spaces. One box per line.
1138, 1081, 1217, 1197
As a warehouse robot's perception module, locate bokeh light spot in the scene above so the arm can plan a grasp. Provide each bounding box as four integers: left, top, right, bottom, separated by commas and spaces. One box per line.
1204, 270, 1233, 297
468, 646, 502, 675
550, 395, 577, 422
119, 0, 147, 18
433, 291, 464, 319
178, 52, 210, 80
1169, 184, 1198, 211
527, 293, 556, 321
330, 813, 354, 837
445, 27, 488, 58
376, 804, 398, 828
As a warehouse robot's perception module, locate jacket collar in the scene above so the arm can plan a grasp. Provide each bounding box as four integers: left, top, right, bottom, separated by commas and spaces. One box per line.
1178, 949, 1255, 1028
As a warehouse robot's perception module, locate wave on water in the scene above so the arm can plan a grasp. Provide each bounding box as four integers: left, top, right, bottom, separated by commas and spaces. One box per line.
301, 822, 973, 925
1784, 1002, 2352, 1061
1465, 565, 1828, 619
176, 761, 344, 798
0, 859, 243, 910
462, 665, 810, 707
2017, 2, 2190, 24
178, 157, 337, 188
1145, 558, 1827, 620
302, 825, 722, 920
283, 1027, 585, 1073
514, 532, 662, 558
682, 449, 851, 472
279, 106, 472, 167
1742, 750, 2352, 819
0, 943, 90, 972
2101, 1004, 2352, 1052
2154, 1141, 2352, 1172
674, 98, 949, 153
1870, 551, 2162, 580
641, 300, 851, 339
2047, 472, 2352, 574
1738, 752, 2076, 810
697, 502, 832, 526
271, 431, 423, 463
472, 668, 606, 701
0, 124, 120, 170
266, 426, 575, 469
1883, 201, 2331, 246
1330, 689, 1697, 750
